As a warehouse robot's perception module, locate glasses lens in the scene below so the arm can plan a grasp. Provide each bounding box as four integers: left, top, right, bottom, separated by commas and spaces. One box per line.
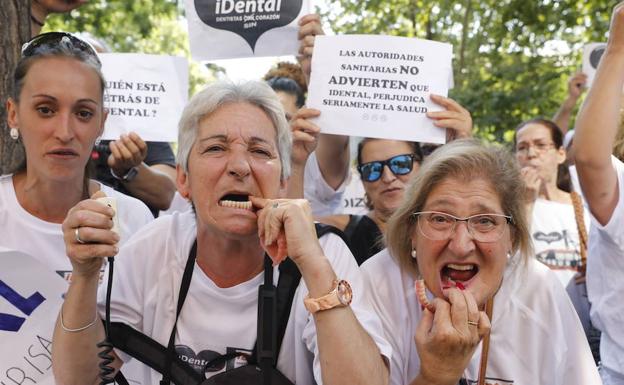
388, 154, 413, 176
416, 212, 510, 242
467, 214, 507, 242
359, 162, 383, 182
418, 212, 454, 240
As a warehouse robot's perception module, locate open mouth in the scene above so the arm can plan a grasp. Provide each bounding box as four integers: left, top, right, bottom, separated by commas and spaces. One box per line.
440, 263, 478, 290
219, 193, 252, 210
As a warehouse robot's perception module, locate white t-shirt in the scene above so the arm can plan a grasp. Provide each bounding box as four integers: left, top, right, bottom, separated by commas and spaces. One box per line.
97, 210, 391, 385
530, 198, 590, 287
361, 248, 601, 385
0, 174, 154, 281
304, 152, 368, 217
586, 157, 624, 378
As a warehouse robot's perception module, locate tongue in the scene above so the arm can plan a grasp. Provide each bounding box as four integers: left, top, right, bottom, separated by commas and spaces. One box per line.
444, 268, 475, 282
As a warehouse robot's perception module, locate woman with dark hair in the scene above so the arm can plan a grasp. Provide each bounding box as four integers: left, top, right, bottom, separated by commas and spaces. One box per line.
514, 118, 589, 288
1, 32, 152, 277
319, 139, 422, 265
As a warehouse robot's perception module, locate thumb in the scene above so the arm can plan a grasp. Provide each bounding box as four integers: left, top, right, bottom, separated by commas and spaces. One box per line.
91, 190, 107, 200
249, 195, 269, 211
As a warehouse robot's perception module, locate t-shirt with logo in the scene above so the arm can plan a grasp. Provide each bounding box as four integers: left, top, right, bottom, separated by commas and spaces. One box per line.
530, 198, 590, 287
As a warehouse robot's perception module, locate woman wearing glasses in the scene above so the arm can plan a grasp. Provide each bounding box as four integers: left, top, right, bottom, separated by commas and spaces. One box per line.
514, 118, 589, 288
1, 32, 152, 278
319, 96, 471, 265
361, 139, 600, 385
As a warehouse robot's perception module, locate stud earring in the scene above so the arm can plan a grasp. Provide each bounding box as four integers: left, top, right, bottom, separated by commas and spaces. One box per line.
94, 137, 101, 146
411, 248, 417, 259
9, 127, 19, 140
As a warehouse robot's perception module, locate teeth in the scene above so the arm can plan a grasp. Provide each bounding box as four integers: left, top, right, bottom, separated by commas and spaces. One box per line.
220, 200, 252, 210
446, 263, 475, 271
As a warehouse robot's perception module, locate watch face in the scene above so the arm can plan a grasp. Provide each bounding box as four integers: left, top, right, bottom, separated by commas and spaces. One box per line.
337, 280, 353, 306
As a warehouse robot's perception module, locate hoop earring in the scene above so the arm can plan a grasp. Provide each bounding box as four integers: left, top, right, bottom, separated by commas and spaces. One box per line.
9, 127, 19, 140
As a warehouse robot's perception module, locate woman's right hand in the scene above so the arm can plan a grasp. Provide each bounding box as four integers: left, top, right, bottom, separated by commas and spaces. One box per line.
413, 288, 490, 385
62, 191, 120, 277
290, 107, 321, 167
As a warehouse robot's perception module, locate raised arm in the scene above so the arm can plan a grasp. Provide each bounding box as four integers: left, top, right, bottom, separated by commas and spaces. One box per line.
573, 3, 624, 225
553, 72, 588, 134
52, 192, 122, 385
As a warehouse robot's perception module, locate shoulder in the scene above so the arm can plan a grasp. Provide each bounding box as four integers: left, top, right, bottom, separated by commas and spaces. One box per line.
317, 215, 350, 231
360, 248, 403, 292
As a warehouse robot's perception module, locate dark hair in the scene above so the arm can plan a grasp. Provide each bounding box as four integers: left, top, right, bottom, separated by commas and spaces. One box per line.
514, 118, 571, 192
357, 138, 423, 166
265, 77, 305, 108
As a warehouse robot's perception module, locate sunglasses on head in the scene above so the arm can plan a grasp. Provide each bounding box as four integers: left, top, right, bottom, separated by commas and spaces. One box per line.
21, 32, 101, 66
357, 153, 416, 182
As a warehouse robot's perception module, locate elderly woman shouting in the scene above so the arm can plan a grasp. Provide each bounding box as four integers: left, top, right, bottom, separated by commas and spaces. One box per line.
52, 81, 390, 385
361, 140, 600, 385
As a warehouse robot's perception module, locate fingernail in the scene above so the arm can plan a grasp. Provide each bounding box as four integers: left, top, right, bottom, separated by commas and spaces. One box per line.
456, 281, 466, 290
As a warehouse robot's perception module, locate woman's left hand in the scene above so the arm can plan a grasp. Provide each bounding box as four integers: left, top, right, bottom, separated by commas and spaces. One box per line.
250, 196, 324, 267
426, 95, 473, 141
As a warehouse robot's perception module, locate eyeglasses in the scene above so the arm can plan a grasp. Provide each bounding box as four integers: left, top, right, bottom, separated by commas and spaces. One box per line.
21, 32, 101, 66
357, 154, 417, 182
413, 211, 513, 243
515, 142, 556, 155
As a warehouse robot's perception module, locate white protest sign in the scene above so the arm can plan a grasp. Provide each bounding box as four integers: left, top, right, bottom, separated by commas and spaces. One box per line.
0, 250, 67, 384
185, 0, 310, 61
307, 35, 453, 144
100, 53, 189, 142
582, 43, 606, 87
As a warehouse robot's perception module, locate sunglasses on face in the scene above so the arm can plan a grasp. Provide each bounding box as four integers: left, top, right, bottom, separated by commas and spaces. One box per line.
357, 154, 416, 182
21, 32, 101, 66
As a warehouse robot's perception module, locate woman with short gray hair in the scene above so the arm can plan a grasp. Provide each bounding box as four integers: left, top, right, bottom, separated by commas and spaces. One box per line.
362, 139, 600, 385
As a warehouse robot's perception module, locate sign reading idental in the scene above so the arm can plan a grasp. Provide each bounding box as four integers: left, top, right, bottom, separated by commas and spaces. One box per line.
307, 35, 453, 144
582, 43, 606, 87
0, 250, 67, 384
186, 0, 309, 61
100, 53, 188, 142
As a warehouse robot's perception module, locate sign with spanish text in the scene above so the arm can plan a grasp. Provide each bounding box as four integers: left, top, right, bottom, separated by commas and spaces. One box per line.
185, 0, 310, 61
0, 250, 66, 384
100, 53, 189, 142
307, 35, 453, 144
582, 43, 606, 87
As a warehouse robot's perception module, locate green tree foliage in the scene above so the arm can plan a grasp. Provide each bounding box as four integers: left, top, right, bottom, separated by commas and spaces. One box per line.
44, 0, 220, 95
323, 0, 613, 142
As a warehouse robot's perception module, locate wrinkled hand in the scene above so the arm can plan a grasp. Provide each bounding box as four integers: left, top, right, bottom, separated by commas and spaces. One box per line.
567, 72, 588, 100
426, 95, 473, 142
290, 108, 321, 166
34, 0, 87, 14
251, 197, 324, 268
62, 191, 119, 277
520, 166, 543, 203
414, 289, 490, 385
107, 132, 148, 176
298, 14, 324, 84
608, 2, 624, 52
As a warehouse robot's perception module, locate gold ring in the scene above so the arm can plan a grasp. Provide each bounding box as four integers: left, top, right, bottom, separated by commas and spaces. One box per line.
75, 228, 86, 244
467, 320, 478, 326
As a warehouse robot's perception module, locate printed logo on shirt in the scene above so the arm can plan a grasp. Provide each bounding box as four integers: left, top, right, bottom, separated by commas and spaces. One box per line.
532, 230, 581, 271
343, 197, 366, 209
533, 231, 562, 244
176, 345, 252, 377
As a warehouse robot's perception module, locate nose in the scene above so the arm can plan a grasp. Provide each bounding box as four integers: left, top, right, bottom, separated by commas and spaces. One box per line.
226, 150, 251, 179
446, 221, 476, 257
525, 145, 538, 158
53, 111, 75, 143
380, 164, 396, 183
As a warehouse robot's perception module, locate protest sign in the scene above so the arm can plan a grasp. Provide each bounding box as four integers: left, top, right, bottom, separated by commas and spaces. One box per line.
0, 250, 66, 384
100, 53, 188, 142
582, 43, 606, 87
307, 35, 453, 144
185, 0, 310, 61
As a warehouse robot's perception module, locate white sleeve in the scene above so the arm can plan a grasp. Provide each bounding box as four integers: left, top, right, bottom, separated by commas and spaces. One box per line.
303, 152, 348, 217
300, 233, 392, 384
589, 157, 624, 248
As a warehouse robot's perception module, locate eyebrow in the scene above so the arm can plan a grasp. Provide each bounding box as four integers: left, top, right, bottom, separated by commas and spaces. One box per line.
31, 94, 99, 106
425, 199, 501, 214
198, 134, 275, 146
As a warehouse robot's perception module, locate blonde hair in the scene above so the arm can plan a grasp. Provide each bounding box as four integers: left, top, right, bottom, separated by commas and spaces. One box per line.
385, 139, 532, 277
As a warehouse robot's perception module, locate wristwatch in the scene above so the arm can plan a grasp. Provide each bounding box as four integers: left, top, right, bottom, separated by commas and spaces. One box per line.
304, 279, 352, 313
110, 166, 139, 182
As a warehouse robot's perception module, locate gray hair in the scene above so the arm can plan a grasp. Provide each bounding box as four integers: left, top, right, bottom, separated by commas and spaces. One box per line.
385, 139, 532, 278
177, 80, 292, 180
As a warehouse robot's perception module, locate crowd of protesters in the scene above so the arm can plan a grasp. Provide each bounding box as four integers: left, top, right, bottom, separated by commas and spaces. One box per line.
1, 1, 623, 385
